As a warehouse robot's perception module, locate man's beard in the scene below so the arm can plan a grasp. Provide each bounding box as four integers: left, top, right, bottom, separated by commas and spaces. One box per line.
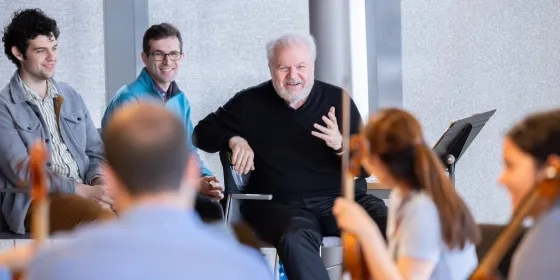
273, 78, 314, 105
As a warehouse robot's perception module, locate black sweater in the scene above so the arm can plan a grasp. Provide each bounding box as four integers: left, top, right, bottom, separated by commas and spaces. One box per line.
193, 80, 366, 201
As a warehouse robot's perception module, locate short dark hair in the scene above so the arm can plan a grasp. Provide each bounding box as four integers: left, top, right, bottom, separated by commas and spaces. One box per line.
507, 109, 560, 167
142, 23, 183, 54
103, 103, 189, 196
2, 8, 59, 68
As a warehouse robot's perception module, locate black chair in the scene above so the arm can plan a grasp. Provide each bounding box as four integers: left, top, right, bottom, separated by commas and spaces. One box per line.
0, 182, 31, 240
219, 150, 343, 280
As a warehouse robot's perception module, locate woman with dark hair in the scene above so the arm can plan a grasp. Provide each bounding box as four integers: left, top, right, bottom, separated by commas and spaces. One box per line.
333, 108, 480, 280
497, 109, 560, 280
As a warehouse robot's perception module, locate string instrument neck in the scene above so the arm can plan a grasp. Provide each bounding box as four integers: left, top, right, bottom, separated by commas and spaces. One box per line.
470, 165, 560, 280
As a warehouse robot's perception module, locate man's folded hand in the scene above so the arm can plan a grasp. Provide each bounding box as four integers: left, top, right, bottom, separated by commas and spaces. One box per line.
198, 176, 224, 200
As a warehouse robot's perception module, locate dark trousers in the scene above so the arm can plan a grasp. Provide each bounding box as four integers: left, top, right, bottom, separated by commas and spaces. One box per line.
195, 194, 224, 222
241, 193, 388, 280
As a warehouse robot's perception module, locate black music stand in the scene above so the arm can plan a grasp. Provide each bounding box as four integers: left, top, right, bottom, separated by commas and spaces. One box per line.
432, 109, 497, 185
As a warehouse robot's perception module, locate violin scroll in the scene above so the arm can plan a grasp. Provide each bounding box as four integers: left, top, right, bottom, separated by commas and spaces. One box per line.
537, 164, 560, 200
29, 141, 48, 202
348, 135, 366, 177
8, 141, 51, 280
28, 140, 50, 244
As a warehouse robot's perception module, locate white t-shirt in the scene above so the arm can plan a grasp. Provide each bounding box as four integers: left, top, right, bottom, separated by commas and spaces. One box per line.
387, 189, 478, 280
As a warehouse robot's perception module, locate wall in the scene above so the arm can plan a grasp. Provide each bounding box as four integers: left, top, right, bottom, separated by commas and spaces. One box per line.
149, 0, 310, 181
401, 0, 560, 223
0, 1, 106, 127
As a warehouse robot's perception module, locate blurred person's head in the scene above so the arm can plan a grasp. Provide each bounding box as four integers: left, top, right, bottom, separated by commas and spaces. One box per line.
499, 109, 560, 211
102, 102, 200, 212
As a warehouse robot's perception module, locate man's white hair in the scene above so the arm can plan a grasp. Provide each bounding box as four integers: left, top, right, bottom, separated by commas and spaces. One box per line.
266, 32, 317, 65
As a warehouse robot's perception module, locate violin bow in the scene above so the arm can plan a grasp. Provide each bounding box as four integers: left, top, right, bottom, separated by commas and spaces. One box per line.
10, 141, 50, 280
340, 81, 369, 280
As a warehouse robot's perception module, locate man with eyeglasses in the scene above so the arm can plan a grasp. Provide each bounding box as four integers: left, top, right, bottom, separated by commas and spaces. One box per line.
102, 23, 224, 222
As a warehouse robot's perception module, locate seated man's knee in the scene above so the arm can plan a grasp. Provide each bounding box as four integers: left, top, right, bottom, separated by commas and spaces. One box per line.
278, 228, 322, 248
356, 194, 388, 238
48, 194, 116, 233
195, 194, 224, 222
358, 194, 388, 218
67, 196, 116, 222
98, 206, 117, 221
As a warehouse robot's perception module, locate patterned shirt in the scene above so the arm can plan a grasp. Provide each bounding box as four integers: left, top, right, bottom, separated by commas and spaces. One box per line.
153, 82, 171, 101
21, 79, 83, 183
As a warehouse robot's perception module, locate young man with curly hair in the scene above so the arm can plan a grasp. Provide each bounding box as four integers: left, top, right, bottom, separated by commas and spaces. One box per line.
0, 8, 115, 235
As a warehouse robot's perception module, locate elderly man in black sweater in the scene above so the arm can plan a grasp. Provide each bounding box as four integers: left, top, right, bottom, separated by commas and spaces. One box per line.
193, 33, 387, 280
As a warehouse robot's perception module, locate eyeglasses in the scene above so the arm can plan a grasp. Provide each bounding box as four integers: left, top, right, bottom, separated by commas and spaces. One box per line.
147, 51, 182, 61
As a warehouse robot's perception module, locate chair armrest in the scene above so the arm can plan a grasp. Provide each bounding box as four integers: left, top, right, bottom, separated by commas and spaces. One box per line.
0, 188, 29, 194
225, 194, 273, 224
231, 194, 272, 200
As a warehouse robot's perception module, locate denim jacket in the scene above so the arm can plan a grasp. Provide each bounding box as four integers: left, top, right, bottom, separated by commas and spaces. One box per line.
0, 71, 104, 234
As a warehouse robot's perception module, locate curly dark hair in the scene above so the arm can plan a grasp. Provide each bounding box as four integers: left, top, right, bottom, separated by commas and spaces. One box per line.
2, 8, 60, 68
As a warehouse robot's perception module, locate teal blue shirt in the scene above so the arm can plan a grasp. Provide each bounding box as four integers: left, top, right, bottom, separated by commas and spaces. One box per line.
102, 68, 212, 176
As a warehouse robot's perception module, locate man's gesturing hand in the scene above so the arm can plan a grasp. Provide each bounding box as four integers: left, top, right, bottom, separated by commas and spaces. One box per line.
311, 106, 343, 150
229, 136, 255, 175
